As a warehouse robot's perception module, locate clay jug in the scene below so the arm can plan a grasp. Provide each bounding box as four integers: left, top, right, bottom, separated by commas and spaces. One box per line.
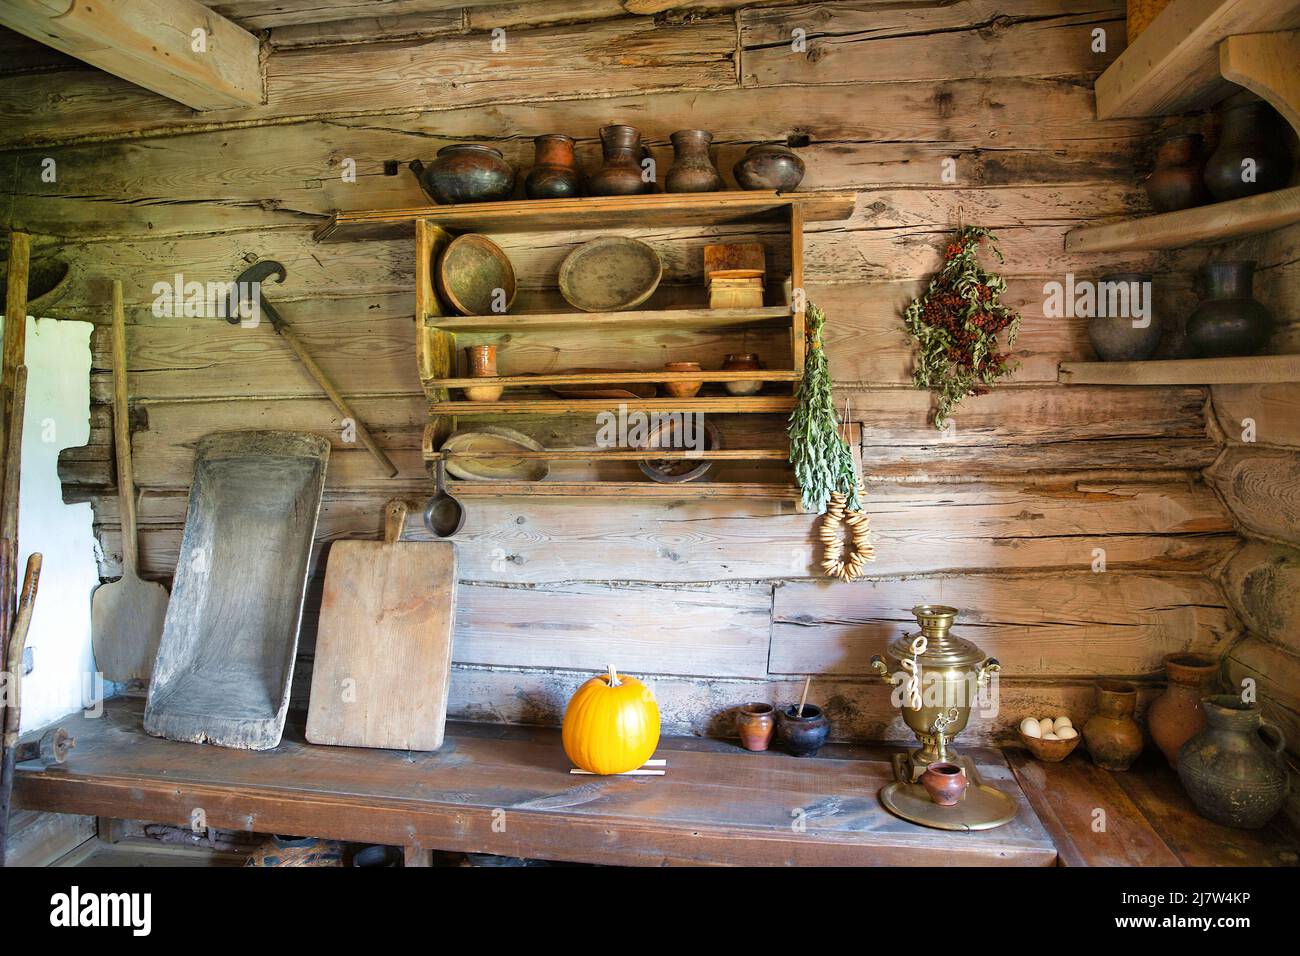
525, 134, 581, 199
1082, 680, 1143, 771
1186, 260, 1273, 358
409, 145, 514, 205
1147, 653, 1219, 768
1178, 696, 1290, 829
588, 125, 651, 196
1145, 133, 1210, 213
665, 129, 723, 193
1203, 101, 1294, 202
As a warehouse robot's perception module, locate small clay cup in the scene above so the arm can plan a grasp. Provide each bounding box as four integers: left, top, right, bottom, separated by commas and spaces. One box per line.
736, 702, 776, 752
921, 762, 968, 807
776, 703, 830, 757
662, 361, 703, 398
463, 344, 503, 402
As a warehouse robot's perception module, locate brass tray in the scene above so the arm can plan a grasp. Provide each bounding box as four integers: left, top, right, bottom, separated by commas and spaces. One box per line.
879, 756, 1018, 831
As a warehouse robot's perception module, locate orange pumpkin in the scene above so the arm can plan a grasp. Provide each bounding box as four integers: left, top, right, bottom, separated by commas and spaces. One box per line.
562, 665, 661, 775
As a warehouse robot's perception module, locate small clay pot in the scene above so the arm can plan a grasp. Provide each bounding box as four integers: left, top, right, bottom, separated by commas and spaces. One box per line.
662, 361, 703, 398
665, 129, 724, 193
736, 702, 776, 752
921, 761, 968, 807
463, 344, 503, 402
1088, 272, 1162, 361
525, 133, 581, 200
1082, 679, 1144, 772
776, 703, 830, 757
588, 125, 652, 196
733, 144, 805, 191
722, 352, 763, 396
410, 145, 514, 205
1145, 133, 1210, 213
1148, 653, 1220, 768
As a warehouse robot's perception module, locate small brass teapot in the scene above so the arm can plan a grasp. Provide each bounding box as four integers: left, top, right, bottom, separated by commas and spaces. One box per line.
871, 605, 999, 782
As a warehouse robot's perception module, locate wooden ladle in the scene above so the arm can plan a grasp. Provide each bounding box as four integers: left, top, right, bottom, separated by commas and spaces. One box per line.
423, 458, 465, 539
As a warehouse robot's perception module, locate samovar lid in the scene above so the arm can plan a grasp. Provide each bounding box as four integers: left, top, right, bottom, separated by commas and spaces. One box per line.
885, 605, 989, 668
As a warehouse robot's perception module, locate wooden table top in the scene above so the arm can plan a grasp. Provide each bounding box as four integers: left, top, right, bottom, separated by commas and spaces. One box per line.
15, 698, 1057, 867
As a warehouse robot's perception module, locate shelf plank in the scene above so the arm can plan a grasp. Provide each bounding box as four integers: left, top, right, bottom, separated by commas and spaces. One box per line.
1064, 186, 1300, 252
427, 306, 793, 332
442, 481, 799, 498
1094, 0, 1300, 120
436, 449, 789, 461
315, 190, 857, 242
431, 369, 798, 388
429, 396, 797, 415
1058, 354, 1300, 385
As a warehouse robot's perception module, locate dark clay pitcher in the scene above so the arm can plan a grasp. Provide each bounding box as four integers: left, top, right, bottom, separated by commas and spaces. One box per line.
1178, 696, 1289, 829
588, 125, 651, 196
1186, 260, 1273, 357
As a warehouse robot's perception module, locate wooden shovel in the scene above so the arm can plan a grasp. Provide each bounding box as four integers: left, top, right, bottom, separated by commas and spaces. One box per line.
91, 280, 169, 682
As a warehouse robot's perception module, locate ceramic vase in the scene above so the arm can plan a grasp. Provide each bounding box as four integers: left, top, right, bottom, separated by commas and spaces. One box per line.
1145, 133, 1210, 213
1178, 696, 1290, 829
1203, 101, 1294, 202
410, 145, 514, 205
525, 134, 581, 199
588, 125, 651, 196
665, 129, 723, 193
776, 703, 829, 757
1147, 653, 1220, 768
1186, 260, 1273, 358
1082, 680, 1143, 771
736, 702, 776, 752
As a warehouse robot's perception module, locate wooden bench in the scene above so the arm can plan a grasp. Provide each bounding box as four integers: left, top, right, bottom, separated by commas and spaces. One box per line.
15, 697, 1056, 866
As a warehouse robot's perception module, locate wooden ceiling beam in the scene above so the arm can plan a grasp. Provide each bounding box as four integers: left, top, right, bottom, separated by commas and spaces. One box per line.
0, 0, 263, 111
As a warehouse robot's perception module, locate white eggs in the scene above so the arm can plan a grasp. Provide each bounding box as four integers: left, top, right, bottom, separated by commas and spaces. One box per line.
1057, 726, 1078, 740
1020, 717, 1042, 738
1019, 714, 1077, 745
1043, 732, 1061, 740
1055, 716, 1073, 729
1039, 717, 1055, 734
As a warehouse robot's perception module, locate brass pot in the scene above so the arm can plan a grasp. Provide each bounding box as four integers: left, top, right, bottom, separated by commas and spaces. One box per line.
871, 605, 999, 781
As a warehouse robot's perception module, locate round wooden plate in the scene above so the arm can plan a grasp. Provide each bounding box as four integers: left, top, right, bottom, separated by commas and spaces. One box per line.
558, 236, 662, 312
436, 234, 517, 316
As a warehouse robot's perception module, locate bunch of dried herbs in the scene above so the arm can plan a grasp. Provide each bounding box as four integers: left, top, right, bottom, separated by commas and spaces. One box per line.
904, 225, 1021, 428
789, 301, 860, 514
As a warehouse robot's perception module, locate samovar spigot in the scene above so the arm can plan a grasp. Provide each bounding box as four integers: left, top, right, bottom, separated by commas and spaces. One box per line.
869, 655, 889, 680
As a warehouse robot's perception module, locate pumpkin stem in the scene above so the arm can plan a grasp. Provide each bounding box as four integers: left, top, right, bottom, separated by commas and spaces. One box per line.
607, 664, 620, 687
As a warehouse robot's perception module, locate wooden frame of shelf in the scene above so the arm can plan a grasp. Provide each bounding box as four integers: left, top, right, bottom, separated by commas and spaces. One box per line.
1059, 354, 1300, 385
392, 191, 849, 497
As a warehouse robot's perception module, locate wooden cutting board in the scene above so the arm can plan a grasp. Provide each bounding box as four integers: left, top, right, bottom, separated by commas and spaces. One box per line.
306, 499, 457, 751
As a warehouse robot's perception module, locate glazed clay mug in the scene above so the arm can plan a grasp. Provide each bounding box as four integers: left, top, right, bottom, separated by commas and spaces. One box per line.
921, 761, 968, 807
736, 702, 776, 752
463, 344, 503, 402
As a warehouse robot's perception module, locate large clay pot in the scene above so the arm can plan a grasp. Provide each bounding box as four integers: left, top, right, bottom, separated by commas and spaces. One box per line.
1178, 696, 1290, 829
1145, 133, 1210, 213
1203, 101, 1294, 202
1147, 653, 1219, 768
524, 134, 581, 200
1088, 272, 1162, 361
1186, 260, 1273, 358
733, 144, 805, 191
410, 145, 514, 205
1082, 680, 1143, 771
665, 129, 723, 193
588, 125, 651, 196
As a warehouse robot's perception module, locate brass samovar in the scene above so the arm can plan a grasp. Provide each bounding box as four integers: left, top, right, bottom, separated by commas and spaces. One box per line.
871, 605, 1000, 783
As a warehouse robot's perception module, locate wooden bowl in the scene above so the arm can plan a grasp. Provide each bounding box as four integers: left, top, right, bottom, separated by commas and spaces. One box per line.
436, 234, 517, 316
638, 418, 721, 483
1018, 728, 1081, 763
441, 426, 548, 481
559, 237, 662, 312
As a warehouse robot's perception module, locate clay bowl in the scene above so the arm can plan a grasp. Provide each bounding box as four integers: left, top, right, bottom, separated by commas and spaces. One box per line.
1018, 727, 1082, 763
638, 417, 721, 484
559, 237, 662, 312
436, 234, 517, 316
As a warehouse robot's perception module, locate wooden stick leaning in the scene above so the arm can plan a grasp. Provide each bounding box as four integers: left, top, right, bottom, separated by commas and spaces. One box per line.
0, 552, 41, 867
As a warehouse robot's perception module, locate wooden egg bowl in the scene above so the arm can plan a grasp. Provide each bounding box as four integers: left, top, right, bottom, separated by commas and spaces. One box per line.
1018, 728, 1082, 762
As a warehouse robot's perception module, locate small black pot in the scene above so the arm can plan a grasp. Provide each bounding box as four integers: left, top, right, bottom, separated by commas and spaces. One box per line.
776, 703, 830, 757
1088, 272, 1162, 361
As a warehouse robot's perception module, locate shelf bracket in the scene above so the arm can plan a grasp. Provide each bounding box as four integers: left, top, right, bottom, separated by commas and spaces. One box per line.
1220, 31, 1300, 137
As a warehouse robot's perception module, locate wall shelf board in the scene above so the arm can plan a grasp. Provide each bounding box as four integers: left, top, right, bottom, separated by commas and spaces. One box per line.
428, 396, 797, 416
1058, 354, 1300, 385
428, 306, 793, 332
438, 449, 789, 461
429, 369, 798, 389
317, 190, 857, 242
442, 481, 799, 498
1094, 0, 1300, 120
1064, 186, 1300, 253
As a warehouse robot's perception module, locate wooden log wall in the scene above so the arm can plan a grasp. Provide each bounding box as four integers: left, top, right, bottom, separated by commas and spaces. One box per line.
0, 0, 1255, 746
